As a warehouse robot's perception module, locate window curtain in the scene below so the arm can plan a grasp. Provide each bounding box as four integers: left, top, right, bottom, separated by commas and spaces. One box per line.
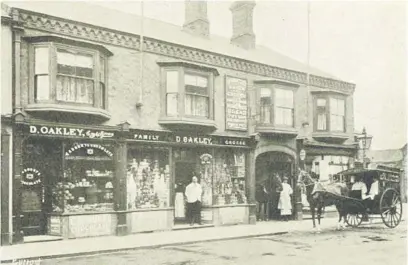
260, 88, 272, 124
56, 50, 94, 104
316, 99, 327, 130
274, 88, 293, 126
330, 98, 345, 131
184, 74, 209, 117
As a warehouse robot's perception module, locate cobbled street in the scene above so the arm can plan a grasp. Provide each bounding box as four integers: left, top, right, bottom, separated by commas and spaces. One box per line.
42, 221, 407, 265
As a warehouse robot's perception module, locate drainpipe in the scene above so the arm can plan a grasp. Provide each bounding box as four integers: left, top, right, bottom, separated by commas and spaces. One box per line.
136, 0, 144, 108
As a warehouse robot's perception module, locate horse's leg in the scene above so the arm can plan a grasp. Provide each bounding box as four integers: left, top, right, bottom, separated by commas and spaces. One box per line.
336, 204, 342, 230
310, 203, 316, 229
316, 205, 322, 233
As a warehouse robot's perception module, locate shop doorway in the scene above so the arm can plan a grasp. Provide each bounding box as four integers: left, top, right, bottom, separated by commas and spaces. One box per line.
174, 161, 196, 225
255, 152, 294, 221
21, 139, 62, 238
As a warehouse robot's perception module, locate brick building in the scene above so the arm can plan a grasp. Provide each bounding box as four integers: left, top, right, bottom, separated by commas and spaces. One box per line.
1, 1, 357, 245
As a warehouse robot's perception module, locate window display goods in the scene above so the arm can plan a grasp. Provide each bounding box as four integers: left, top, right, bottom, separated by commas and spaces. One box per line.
127, 149, 170, 209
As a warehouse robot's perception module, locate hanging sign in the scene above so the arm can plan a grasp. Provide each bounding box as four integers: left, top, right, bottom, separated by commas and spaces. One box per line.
225, 76, 248, 131
299, 149, 306, 161
27, 125, 116, 139
21, 168, 41, 186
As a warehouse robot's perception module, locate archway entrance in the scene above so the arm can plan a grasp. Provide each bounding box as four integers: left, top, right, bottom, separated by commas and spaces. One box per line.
255, 152, 295, 221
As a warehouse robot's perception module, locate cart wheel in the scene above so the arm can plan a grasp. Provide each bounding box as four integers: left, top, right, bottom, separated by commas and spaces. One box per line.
380, 188, 403, 228
346, 213, 363, 227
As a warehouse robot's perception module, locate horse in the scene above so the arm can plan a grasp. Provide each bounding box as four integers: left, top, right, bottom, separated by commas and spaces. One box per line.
297, 170, 349, 232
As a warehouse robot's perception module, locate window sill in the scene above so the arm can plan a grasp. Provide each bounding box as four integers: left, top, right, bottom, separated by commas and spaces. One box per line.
159, 116, 217, 132
312, 131, 350, 143
25, 103, 111, 120
255, 124, 298, 136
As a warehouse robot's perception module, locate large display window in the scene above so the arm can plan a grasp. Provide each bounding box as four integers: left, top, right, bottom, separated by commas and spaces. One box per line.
52, 142, 115, 213
126, 147, 171, 209
213, 149, 247, 205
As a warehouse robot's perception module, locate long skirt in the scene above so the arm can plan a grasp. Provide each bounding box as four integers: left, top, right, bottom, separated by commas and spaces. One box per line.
175, 193, 185, 218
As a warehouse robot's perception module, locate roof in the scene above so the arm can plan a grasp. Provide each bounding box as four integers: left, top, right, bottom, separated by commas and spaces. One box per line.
367, 149, 404, 164
5, 1, 346, 82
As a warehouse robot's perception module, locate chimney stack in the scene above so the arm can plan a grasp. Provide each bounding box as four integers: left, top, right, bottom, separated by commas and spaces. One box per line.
230, 1, 256, 49
183, 0, 210, 37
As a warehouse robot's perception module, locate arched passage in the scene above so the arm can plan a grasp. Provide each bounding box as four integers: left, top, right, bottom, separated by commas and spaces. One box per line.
255, 148, 296, 221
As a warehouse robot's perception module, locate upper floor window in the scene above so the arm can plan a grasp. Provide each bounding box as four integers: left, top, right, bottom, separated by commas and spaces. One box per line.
31, 42, 109, 109
162, 65, 215, 120
314, 96, 346, 132
259, 86, 294, 127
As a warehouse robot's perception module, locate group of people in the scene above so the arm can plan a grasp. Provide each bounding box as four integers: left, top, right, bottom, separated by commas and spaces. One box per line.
351, 174, 379, 210
256, 174, 294, 222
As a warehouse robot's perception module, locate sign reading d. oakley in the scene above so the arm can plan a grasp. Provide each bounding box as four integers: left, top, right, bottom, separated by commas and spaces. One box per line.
28, 125, 116, 139
225, 76, 248, 131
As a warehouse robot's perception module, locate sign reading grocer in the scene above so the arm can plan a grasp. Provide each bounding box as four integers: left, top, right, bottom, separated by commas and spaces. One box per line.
28, 125, 116, 139
21, 168, 41, 186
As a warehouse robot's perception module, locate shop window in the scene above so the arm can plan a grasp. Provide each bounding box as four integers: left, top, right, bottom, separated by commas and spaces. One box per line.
160, 63, 216, 121
31, 42, 109, 109
314, 96, 346, 132
126, 148, 170, 209
52, 143, 115, 213
258, 85, 295, 127
213, 150, 247, 205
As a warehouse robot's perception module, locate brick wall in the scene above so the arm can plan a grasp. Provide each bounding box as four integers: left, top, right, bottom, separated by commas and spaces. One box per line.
18, 28, 355, 141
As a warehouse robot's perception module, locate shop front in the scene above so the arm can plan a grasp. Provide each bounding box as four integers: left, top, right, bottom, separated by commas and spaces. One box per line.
11, 123, 255, 243
13, 123, 119, 242
125, 129, 254, 231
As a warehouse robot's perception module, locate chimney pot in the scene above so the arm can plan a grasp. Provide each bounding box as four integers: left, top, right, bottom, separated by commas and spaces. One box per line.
230, 1, 256, 49
183, 0, 210, 37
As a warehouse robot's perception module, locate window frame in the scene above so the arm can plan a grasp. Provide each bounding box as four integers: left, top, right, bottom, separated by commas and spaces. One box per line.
29, 42, 109, 110
313, 94, 347, 133
256, 82, 296, 128
161, 66, 215, 120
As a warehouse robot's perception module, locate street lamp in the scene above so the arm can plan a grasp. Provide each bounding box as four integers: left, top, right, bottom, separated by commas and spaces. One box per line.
356, 127, 373, 168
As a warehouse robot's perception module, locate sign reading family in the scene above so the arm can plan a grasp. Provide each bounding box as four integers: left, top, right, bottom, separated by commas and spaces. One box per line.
225, 76, 248, 131
28, 125, 115, 139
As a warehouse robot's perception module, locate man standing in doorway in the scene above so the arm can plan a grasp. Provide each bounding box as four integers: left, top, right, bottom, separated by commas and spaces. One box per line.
185, 175, 203, 226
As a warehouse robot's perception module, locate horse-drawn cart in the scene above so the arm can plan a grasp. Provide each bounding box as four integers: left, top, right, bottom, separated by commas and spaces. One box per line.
334, 167, 403, 229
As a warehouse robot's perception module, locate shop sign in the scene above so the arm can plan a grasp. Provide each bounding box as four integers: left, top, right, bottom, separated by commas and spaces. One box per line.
128, 129, 250, 147
175, 135, 212, 145
225, 76, 248, 131
28, 125, 115, 139
65, 143, 113, 157
299, 149, 306, 161
21, 168, 41, 186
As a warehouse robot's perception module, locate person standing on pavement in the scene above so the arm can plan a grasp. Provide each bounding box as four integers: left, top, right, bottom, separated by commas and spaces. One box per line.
278, 176, 293, 221
185, 175, 203, 226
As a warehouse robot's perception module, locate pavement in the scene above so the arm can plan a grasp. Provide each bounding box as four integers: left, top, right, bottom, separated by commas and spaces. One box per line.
39, 220, 407, 265
1, 204, 406, 263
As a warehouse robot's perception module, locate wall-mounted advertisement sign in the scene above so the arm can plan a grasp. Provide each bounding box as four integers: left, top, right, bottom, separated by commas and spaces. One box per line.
225, 76, 248, 131
27, 125, 116, 139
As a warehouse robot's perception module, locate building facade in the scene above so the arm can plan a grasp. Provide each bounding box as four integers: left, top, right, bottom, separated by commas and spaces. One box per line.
1, 1, 357, 245
367, 144, 407, 202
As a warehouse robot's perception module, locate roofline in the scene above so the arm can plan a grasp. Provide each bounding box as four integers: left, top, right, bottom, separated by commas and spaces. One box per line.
12, 7, 356, 93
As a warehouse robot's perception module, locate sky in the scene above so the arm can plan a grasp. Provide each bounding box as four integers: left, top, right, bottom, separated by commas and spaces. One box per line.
92, 0, 407, 151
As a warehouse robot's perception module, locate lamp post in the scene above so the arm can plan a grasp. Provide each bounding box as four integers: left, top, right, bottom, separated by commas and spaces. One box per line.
356, 127, 373, 168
